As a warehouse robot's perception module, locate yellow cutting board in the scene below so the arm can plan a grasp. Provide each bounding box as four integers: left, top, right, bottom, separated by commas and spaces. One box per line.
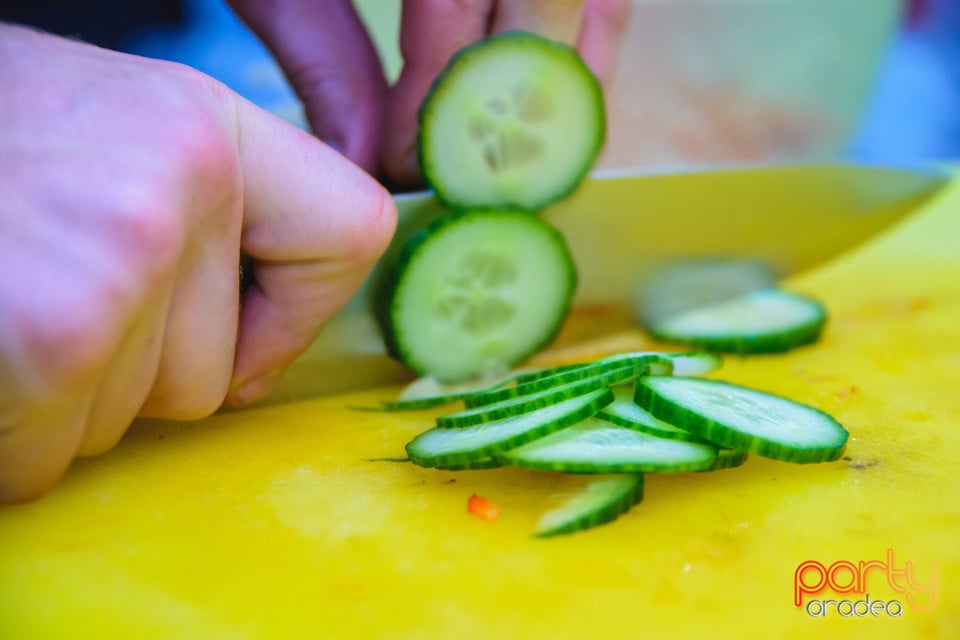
2, 175, 959, 639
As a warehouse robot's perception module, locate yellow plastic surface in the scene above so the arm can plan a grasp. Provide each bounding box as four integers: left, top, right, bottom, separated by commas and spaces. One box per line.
2, 177, 959, 639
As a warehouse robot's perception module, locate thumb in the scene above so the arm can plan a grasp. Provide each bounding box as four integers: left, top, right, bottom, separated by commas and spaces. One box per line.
228, 0, 388, 175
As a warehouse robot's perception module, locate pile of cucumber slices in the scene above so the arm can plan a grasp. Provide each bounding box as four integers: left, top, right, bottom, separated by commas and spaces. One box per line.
370, 33, 846, 537
378, 31, 601, 384
376, 351, 848, 537
378, 31, 828, 385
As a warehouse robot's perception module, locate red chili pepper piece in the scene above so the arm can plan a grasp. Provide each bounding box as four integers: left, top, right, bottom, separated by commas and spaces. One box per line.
467, 494, 500, 521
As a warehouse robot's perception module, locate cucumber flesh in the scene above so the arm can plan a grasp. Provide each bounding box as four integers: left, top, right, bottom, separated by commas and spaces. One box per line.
647, 288, 827, 354
406, 388, 612, 468
375, 371, 524, 411
668, 351, 723, 376
534, 474, 644, 538
496, 417, 719, 473
596, 388, 709, 444
634, 376, 848, 463
418, 31, 605, 210
382, 209, 576, 383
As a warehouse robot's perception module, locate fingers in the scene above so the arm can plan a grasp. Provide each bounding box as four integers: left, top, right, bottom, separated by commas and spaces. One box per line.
226, 98, 397, 406
136, 229, 241, 421
489, 0, 586, 44
227, 0, 388, 174
77, 302, 167, 456
576, 0, 632, 84
0, 396, 92, 502
381, 0, 620, 187
380, 0, 495, 186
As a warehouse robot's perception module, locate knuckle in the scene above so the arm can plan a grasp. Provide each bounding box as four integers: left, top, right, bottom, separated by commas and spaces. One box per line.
111, 198, 186, 282
344, 181, 397, 264
153, 62, 243, 207
19, 295, 125, 390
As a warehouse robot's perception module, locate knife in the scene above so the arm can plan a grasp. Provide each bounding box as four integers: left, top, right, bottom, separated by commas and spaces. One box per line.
260, 162, 947, 404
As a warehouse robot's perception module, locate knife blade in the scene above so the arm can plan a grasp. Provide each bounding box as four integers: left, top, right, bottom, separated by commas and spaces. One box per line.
259, 162, 947, 404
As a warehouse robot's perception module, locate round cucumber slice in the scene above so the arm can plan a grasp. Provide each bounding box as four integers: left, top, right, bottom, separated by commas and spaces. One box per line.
635, 376, 848, 463
406, 388, 612, 469
596, 388, 711, 444
381, 209, 576, 383
534, 474, 644, 538
646, 288, 827, 354
496, 417, 719, 473
418, 31, 605, 210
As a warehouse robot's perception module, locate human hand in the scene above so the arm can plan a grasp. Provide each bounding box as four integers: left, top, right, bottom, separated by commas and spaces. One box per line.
228, 0, 630, 188
0, 25, 396, 502
227, 0, 389, 176
380, 0, 631, 187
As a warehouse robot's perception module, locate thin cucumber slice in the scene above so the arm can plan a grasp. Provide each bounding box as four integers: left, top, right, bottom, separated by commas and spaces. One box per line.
438, 365, 638, 428
647, 288, 827, 354
380, 209, 576, 383
374, 371, 523, 411
702, 449, 749, 472
534, 474, 644, 538
427, 457, 505, 471
496, 417, 719, 473
596, 388, 709, 444
418, 31, 605, 210
511, 352, 674, 387
375, 351, 713, 412
636, 258, 778, 327
464, 353, 672, 408
668, 351, 723, 376
406, 388, 612, 468
634, 376, 848, 463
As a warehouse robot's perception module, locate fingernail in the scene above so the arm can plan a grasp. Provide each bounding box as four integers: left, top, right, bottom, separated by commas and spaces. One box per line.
230, 370, 282, 407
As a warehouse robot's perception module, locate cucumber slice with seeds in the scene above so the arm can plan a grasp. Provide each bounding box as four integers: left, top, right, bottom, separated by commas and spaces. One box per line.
534, 474, 644, 538
418, 31, 605, 210
496, 417, 719, 473
634, 376, 848, 463
381, 209, 576, 383
647, 289, 827, 354
406, 388, 612, 468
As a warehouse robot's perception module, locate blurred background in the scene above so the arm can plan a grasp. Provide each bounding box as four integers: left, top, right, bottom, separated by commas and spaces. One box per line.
3, 0, 958, 171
